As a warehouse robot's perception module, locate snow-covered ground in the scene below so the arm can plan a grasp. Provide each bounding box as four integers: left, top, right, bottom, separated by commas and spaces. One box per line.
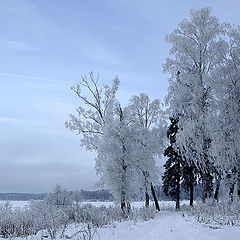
96, 211, 240, 240
21, 210, 239, 240
1, 200, 239, 239
0, 200, 29, 208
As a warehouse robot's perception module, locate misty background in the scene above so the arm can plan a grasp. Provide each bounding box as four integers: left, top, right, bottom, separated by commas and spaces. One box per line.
1, 0, 240, 193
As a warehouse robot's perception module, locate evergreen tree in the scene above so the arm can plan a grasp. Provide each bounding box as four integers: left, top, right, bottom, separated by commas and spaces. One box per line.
163, 117, 199, 208
181, 160, 198, 206
162, 117, 181, 209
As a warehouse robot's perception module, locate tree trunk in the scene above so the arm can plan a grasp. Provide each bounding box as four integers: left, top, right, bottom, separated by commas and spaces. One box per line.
145, 191, 150, 207
121, 191, 126, 215
120, 163, 127, 213
151, 183, 160, 211
214, 177, 220, 201
143, 172, 150, 207
127, 202, 131, 213
202, 135, 212, 202
229, 183, 235, 202
176, 195, 180, 209
202, 173, 208, 202
189, 182, 194, 206
237, 170, 240, 198
121, 199, 126, 211
176, 156, 180, 210
175, 176, 180, 209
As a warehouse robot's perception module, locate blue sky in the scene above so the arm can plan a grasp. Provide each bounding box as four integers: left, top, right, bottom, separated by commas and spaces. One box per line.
0, 0, 240, 193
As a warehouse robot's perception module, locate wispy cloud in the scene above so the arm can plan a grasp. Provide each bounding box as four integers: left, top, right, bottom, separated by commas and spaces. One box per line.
0, 117, 36, 126
0, 40, 37, 52
0, 72, 65, 84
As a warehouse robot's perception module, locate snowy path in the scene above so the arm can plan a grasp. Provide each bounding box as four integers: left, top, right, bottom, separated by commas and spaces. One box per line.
98, 211, 240, 240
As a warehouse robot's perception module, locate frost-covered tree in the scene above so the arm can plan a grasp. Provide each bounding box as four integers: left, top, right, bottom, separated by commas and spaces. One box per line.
127, 94, 166, 209
72, 189, 82, 204
96, 105, 137, 213
66, 73, 131, 206
65, 72, 120, 151
66, 73, 166, 212
66, 74, 142, 212
164, 7, 225, 201
211, 25, 240, 200
45, 185, 72, 207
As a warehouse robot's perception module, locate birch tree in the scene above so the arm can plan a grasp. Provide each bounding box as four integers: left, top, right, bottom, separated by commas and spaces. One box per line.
65, 71, 120, 150
164, 7, 225, 201
127, 94, 166, 209
211, 25, 240, 200
66, 73, 134, 210
96, 105, 137, 213
66, 73, 148, 212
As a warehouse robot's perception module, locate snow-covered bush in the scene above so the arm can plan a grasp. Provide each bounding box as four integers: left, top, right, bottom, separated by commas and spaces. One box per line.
71, 204, 127, 227
0, 202, 36, 238
0, 201, 68, 239
30, 201, 69, 239
188, 198, 240, 226
136, 206, 156, 221
0, 199, 158, 239
45, 184, 73, 208
0, 184, 158, 239
73, 204, 110, 227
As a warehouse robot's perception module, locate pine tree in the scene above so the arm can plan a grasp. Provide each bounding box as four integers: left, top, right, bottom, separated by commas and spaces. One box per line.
163, 117, 199, 207
162, 117, 181, 209
181, 160, 198, 206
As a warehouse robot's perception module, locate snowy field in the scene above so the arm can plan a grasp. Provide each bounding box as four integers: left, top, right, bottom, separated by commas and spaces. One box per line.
0, 200, 185, 209
0, 200, 239, 240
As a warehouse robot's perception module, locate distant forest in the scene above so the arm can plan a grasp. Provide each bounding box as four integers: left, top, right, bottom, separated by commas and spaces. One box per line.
0, 190, 111, 201
0, 186, 203, 201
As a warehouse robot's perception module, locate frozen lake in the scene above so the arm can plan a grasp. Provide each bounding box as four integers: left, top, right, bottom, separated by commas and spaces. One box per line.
0, 200, 190, 209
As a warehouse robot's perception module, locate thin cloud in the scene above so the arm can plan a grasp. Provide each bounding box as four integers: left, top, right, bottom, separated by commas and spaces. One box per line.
0, 40, 37, 52
0, 117, 37, 127
0, 116, 71, 139
0, 72, 65, 84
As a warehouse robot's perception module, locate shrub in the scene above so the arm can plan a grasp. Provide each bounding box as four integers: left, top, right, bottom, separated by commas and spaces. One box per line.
187, 198, 240, 226
0, 201, 157, 239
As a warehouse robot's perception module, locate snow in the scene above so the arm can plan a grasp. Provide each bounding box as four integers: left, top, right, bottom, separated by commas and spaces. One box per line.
25, 211, 239, 240
0, 201, 239, 239
82, 200, 178, 208
92, 211, 240, 240
0, 200, 29, 208
0, 200, 184, 209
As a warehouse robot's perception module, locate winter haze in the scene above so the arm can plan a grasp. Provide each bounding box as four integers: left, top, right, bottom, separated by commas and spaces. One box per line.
1, 0, 240, 193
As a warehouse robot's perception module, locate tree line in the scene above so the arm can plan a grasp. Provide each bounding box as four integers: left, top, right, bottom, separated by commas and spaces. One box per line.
163, 7, 240, 208
66, 7, 240, 211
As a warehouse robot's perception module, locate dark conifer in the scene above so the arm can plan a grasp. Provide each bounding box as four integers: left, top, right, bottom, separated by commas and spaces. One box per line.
163, 117, 199, 208
181, 160, 198, 206
162, 117, 181, 209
